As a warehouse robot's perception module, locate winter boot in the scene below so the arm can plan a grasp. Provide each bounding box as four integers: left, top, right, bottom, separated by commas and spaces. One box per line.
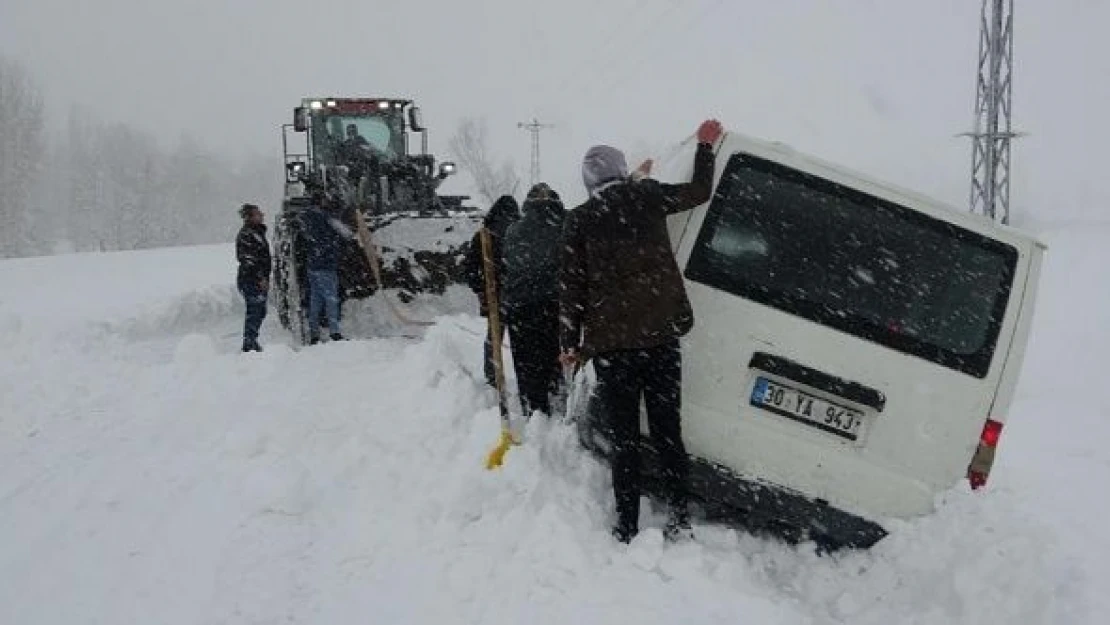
663, 508, 692, 542
612, 523, 637, 545
330, 333, 346, 342
612, 508, 639, 544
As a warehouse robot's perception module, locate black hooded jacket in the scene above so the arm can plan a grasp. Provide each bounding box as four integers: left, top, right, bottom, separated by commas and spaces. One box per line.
502, 185, 565, 307
465, 195, 521, 317
236, 223, 271, 287
560, 141, 715, 357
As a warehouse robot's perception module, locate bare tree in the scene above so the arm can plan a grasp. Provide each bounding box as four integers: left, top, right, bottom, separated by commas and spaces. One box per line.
0, 56, 45, 257
447, 117, 520, 205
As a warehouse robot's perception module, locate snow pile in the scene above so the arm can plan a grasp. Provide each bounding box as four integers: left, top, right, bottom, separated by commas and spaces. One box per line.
0, 244, 235, 334
342, 285, 480, 339
0, 224, 1106, 624
374, 214, 482, 260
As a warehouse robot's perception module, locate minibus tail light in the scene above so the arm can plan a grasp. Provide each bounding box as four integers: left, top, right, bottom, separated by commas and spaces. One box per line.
967, 418, 1004, 490
981, 419, 1003, 448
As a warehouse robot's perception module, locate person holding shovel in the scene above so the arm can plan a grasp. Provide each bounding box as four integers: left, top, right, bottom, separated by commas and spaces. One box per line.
464, 195, 521, 387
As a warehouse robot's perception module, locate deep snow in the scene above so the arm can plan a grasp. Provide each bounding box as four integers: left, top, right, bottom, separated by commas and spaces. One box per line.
0, 223, 1106, 624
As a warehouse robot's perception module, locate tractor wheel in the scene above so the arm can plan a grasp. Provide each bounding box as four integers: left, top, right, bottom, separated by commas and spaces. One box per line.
274, 219, 310, 346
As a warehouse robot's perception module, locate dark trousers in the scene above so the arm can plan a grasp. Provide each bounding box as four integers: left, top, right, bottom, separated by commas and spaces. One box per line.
483, 321, 506, 388
506, 300, 561, 416
239, 280, 268, 347
594, 340, 689, 536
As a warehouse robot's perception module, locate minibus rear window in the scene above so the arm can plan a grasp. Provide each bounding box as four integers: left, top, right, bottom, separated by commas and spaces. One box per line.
685, 153, 1018, 378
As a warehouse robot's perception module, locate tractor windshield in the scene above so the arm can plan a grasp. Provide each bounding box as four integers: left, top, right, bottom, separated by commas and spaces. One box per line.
312, 112, 405, 167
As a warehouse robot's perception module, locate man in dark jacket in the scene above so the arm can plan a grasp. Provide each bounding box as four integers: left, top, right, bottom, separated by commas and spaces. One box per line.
560, 119, 721, 543
464, 195, 521, 386
337, 123, 384, 187
503, 183, 565, 416
236, 203, 271, 352
299, 193, 355, 344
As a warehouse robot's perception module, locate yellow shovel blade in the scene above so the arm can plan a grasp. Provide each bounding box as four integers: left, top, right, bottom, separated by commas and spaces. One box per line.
484, 429, 516, 470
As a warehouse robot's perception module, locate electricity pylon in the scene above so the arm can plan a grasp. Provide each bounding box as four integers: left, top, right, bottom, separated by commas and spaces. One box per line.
517, 118, 555, 187
964, 0, 1021, 225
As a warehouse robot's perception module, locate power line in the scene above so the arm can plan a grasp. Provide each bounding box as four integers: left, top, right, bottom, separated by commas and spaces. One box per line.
583, 0, 725, 102
536, 0, 685, 105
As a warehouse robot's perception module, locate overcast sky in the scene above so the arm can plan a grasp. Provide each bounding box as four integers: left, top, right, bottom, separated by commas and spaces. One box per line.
2, 0, 1106, 222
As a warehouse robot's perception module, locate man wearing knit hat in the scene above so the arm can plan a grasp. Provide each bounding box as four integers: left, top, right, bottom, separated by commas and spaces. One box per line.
560, 119, 722, 543
503, 182, 566, 417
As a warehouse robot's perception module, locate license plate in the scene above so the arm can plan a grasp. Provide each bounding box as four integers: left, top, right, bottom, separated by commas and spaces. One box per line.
750, 377, 864, 441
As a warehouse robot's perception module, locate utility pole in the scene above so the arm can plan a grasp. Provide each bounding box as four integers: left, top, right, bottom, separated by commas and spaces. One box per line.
963, 0, 1020, 225
517, 118, 555, 187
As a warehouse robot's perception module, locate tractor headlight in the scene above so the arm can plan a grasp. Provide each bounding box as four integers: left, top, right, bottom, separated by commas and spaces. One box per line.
378, 101, 391, 110
326, 100, 337, 107
309, 100, 324, 110
285, 161, 306, 182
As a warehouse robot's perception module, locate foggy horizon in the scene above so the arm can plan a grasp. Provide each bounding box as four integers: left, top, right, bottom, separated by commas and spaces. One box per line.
3, 0, 1107, 220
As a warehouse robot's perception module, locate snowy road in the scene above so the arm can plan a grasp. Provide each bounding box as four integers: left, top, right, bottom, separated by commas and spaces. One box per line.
0, 227, 1105, 624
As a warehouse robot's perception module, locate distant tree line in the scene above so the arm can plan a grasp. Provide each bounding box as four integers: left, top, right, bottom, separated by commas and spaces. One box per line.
0, 55, 276, 258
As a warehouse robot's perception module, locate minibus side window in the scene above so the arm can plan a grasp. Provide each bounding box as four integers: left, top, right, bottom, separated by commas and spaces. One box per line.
685, 154, 1019, 378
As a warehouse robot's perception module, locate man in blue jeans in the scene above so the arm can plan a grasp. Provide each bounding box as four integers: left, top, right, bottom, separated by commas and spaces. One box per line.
298, 194, 355, 344
236, 203, 271, 352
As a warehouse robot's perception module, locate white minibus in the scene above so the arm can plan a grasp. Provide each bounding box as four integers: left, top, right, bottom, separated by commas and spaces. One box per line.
574, 131, 1046, 548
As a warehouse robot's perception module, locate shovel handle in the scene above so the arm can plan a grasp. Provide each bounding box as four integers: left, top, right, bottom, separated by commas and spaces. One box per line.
478, 227, 510, 426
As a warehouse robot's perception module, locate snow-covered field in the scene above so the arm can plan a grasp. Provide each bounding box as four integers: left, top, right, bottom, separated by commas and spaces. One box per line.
1, 223, 1106, 624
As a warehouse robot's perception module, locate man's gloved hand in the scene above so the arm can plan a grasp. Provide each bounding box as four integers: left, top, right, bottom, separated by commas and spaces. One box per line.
631, 158, 654, 181
697, 119, 724, 146
559, 349, 580, 370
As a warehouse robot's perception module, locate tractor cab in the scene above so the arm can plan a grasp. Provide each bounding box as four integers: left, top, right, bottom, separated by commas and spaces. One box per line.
282, 97, 460, 215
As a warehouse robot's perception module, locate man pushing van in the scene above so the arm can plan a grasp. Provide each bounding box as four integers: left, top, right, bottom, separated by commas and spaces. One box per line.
559, 118, 721, 543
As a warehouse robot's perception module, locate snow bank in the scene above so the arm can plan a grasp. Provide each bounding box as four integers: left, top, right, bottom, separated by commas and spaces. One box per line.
0, 223, 1105, 624
343, 286, 480, 339
0, 244, 235, 333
